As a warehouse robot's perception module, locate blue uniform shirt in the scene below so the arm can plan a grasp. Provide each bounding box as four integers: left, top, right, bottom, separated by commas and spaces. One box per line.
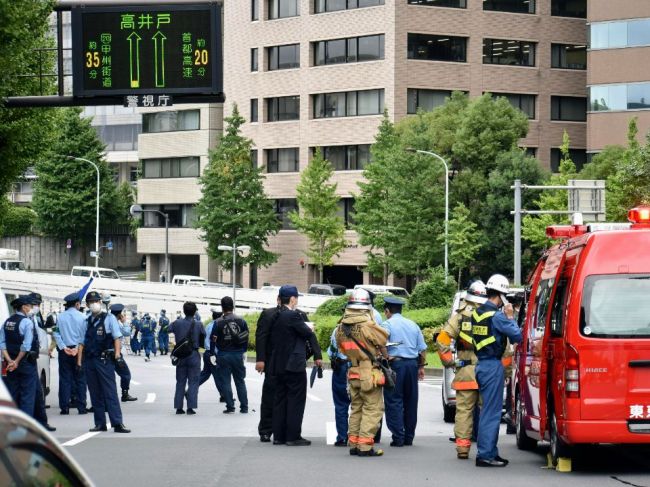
482, 300, 522, 346
372, 308, 384, 328
83, 312, 123, 344
384, 313, 427, 359
328, 328, 347, 360
204, 321, 217, 351
0, 312, 35, 352
119, 320, 132, 340
53, 307, 87, 349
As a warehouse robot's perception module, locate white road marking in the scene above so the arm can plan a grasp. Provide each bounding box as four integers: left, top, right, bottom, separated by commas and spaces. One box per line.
62, 432, 100, 447
420, 383, 442, 389
244, 377, 262, 383
131, 380, 141, 386
145, 393, 156, 403
326, 421, 337, 445
307, 393, 322, 402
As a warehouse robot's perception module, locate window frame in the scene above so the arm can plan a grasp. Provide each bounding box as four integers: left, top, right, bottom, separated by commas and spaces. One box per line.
313, 34, 384, 66
407, 88, 453, 114
252, 0, 259, 20
141, 157, 201, 179
250, 98, 259, 123
251, 48, 259, 72
312, 89, 384, 119
407, 33, 468, 63
266, 147, 300, 173
551, 96, 587, 122
142, 110, 200, 133
314, 0, 384, 14
490, 92, 537, 119
483, 0, 535, 14
551, 43, 587, 70
551, 0, 586, 19
407, 0, 467, 8
483, 38, 536, 67
317, 144, 372, 170
268, 43, 301, 71
268, 0, 299, 19
275, 198, 298, 229
266, 95, 301, 122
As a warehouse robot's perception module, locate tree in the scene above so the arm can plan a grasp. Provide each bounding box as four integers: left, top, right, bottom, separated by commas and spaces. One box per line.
196, 105, 280, 269
289, 148, 347, 282
0, 1, 58, 234
445, 203, 483, 288
32, 108, 121, 247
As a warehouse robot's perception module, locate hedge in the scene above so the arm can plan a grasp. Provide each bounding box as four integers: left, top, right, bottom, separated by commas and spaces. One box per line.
314, 293, 409, 317
1, 205, 36, 237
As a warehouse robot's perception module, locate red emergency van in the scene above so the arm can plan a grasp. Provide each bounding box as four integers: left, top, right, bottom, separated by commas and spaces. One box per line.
512, 206, 650, 463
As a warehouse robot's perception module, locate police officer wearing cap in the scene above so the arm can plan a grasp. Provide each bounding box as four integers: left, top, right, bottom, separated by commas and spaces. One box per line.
77, 291, 130, 433
199, 309, 226, 402
53, 292, 89, 415
158, 310, 170, 355
110, 304, 138, 403
1, 295, 41, 418
382, 296, 427, 447
131, 312, 142, 355
140, 313, 156, 361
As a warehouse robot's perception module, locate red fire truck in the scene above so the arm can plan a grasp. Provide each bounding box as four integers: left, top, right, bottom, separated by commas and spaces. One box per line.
513, 206, 650, 463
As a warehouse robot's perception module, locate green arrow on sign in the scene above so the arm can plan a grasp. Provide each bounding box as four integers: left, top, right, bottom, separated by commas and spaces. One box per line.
152, 31, 167, 88
127, 31, 141, 88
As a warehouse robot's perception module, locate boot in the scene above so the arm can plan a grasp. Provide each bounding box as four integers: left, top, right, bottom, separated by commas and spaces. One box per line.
121, 390, 138, 402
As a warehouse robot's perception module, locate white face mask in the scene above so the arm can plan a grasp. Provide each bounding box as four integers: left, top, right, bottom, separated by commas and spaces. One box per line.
89, 302, 102, 314
26, 307, 35, 316
32, 306, 40, 315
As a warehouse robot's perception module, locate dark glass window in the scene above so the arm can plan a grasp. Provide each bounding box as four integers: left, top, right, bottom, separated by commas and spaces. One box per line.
314, 35, 384, 66
492, 92, 536, 119
483, 38, 535, 66
142, 110, 200, 133
266, 148, 299, 173
407, 0, 466, 7
252, 0, 259, 20
483, 0, 534, 14
268, 0, 299, 19
314, 0, 384, 13
251, 98, 258, 123
407, 34, 467, 62
94, 124, 141, 151
266, 96, 300, 121
143, 204, 197, 228
551, 96, 587, 122
407, 89, 452, 113
524, 147, 537, 157
275, 199, 298, 229
313, 89, 384, 118
142, 157, 200, 178
251, 149, 258, 168
551, 44, 586, 70
550, 148, 586, 172
318, 144, 372, 170
251, 48, 259, 72
551, 0, 586, 18
336, 198, 356, 228
268, 44, 300, 70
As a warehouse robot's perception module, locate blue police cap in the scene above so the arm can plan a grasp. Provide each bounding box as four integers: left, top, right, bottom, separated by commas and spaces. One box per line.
64, 292, 80, 304
383, 296, 405, 306
279, 285, 299, 298
11, 294, 34, 309
28, 292, 42, 304
85, 291, 102, 302
110, 303, 125, 315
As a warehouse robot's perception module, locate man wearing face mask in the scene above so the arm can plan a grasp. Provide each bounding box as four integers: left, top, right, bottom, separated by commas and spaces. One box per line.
77, 291, 130, 433
1, 294, 41, 419
110, 304, 138, 403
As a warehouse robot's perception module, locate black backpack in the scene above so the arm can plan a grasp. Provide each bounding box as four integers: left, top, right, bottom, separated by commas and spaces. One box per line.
221, 316, 249, 347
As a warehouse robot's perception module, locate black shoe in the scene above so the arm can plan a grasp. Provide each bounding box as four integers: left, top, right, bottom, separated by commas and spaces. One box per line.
404, 440, 413, 446
113, 424, 131, 433
89, 424, 107, 432
260, 434, 271, 443
476, 458, 507, 467
176, 409, 185, 415
358, 448, 384, 457
334, 440, 347, 447
121, 391, 138, 402
273, 440, 286, 445
60, 409, 69, 415
240, 409, 248, 414
449, 437, 456, 443
349, 448, 359, 456
87, 407, 94, 413
187, 409, 196, 415
223, 408, 235, 414
286, 438, 311, 446
495, 456, 509, 465
43, 424, 56, 432
390, 441, 404, 447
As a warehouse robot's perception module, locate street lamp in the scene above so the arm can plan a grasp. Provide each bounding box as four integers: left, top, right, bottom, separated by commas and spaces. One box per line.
405, 148, 449, 282
130, 204, 170, 282
218, 244, 251, 308
65, 156, 100, 269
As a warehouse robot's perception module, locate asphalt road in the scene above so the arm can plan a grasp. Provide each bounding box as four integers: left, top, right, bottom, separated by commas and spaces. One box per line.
44, 354, 650, 487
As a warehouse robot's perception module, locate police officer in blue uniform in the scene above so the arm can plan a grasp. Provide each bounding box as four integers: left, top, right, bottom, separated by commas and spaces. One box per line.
110, 304, 138, 403
382, 296, 427, 447
472, 275, 522, 467
328, 326, 350, 446
1, 295, 40, 418
158, 310, 170, 355
140, 313, 156, 361
53, 292, 89, 415
130, 312, 141, 355
77, 291, 130, 433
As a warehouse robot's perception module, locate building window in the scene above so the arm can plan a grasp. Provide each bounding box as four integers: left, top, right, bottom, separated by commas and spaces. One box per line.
142, 110, 200, 133
491, 92, 536, 119
251, 150, 258, 168
143, 204, 197, 228
313, 89, 384, 118
483, 0, 534, 14
314, 34, 384, 66
523, 147, 537, 158
266, 148, 299, 173
275, 199, 298, 229
93, 124, 141, 151
250, 99, 258, 123
316, 144, 372, 170
141, 157, 201, 179
551, 96, 587, 122
268, 44, 300, 70
407, 89, 452, 113
551, 0, 586, 18
337, 198, 355, 228
252, 0, 259, 20
551, 44, 586, 70
483, 38, 535, 67
266, 96, 300, 121
268, 0, 299, 19
251, 48, 259, 72
590, 83, 650, 112
591, 19, 650, 50
550, 149, 586, 173
129, 164, 139, 183
407, 0, 466, 7
314, 0, 384, 14
407, 34, 467, 63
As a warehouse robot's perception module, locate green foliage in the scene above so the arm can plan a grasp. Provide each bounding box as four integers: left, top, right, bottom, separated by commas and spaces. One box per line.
32, 109, 122, 244
289, 148, 347, 277
446, 203, 483, 287
0, 204, 36, 237
314, 294, 350, 317
196, 105, 280, 268
580, 145, 624, 181
241, 312, 260, 351
409, 266, 457, 309
313, 314, 342, 353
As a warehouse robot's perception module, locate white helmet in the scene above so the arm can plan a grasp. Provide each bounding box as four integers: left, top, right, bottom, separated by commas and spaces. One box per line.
347, 288, 372, 310
485, 274, 510, 295
465, 280, 487, 305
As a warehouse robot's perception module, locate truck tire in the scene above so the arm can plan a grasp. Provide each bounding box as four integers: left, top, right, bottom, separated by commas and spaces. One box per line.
442, 396, 456, 423
515, 395, 537, 450
549, 410, 571, 465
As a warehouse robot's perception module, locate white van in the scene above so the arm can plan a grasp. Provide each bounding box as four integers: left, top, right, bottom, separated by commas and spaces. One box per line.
353, 284, 410, 297
171, 275, 207, 286
71, 266, 120, 279
0, 248, 25, 271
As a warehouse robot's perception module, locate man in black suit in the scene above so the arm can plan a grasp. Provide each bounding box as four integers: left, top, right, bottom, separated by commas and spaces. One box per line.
255, 297, 281, 442
269, 285, 322, 446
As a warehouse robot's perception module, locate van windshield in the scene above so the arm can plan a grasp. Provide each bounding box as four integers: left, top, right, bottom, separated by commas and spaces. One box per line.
582, 274, 650, 338
97, 270, 119, 279
2, 261, 24, 271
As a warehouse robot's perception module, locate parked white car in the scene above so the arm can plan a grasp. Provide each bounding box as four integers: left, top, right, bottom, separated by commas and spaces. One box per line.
172, 275, 207, 285
353, 284, 410, 297
71, 265, 120, 279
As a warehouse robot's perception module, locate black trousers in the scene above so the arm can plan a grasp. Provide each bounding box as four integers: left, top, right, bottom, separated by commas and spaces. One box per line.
272, 371, 307, 442
258, 374, 276, 436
